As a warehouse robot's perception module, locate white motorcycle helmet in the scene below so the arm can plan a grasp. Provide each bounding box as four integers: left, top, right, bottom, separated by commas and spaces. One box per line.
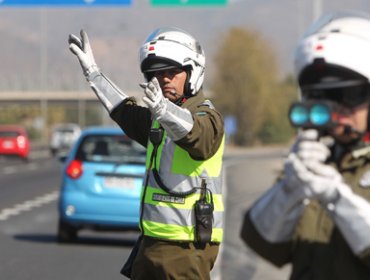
139, 27, 205, 96
294, 11, 370, 92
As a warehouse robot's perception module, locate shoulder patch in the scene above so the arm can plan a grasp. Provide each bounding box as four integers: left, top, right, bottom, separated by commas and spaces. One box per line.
352, 146, 370, 159
196, 112, 208, 116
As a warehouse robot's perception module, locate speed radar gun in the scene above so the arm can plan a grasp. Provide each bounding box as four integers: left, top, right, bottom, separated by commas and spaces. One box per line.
288, 79, 370, 136
288, 101, 338, 131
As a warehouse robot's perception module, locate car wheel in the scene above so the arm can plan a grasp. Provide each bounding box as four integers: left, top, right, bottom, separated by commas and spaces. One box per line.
57, 219, 78, 243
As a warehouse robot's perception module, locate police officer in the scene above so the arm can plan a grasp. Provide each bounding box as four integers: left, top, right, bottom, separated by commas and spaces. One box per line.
240, 12, 370, 279
68, 27, 225, 279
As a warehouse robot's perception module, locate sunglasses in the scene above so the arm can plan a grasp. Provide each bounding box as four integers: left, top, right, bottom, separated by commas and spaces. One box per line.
302, 83, 370, 108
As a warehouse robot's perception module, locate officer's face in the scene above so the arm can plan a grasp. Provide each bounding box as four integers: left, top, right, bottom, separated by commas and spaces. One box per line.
330, 102, 369, 143
153, 68, 187, 102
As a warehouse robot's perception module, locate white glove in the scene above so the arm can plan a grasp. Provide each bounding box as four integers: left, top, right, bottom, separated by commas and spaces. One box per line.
68, 30, 99, 80
284, 153, 342, 203
290, 129, 330, 163
69, 30, 128, 112
141, 78, 168, 120
140, 77, 194, 140
249, 130, 337, 242
283, 129, 343, 202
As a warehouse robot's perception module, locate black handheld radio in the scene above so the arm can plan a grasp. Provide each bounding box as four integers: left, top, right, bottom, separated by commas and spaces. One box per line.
194, 179, 214, 243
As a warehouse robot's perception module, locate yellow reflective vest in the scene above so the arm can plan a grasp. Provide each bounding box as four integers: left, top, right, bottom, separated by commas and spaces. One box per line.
141, 121, 225, 242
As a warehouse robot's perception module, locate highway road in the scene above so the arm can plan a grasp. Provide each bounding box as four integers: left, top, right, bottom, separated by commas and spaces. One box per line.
0, 146, 291, 280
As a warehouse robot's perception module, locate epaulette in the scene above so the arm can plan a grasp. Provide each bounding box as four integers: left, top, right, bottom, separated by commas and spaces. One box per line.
352, 145, 370, 159
199, 99, 215, 109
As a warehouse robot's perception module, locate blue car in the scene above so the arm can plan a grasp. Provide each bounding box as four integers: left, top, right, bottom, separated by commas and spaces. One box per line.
57, 126, 146, 243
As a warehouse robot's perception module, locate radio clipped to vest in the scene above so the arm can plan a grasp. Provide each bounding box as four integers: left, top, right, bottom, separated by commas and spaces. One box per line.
150, 127, 164, 146
195, 178, 214, 243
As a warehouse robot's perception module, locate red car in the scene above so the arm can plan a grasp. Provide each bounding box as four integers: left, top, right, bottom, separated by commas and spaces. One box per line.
0, 125, 30, 160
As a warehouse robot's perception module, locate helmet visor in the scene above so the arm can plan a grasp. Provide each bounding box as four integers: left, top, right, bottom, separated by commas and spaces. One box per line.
302, 81, 370, 108
141, 56, 182, 73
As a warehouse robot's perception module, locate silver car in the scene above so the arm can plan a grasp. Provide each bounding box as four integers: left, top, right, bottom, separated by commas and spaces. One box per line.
50, 123, 81, 156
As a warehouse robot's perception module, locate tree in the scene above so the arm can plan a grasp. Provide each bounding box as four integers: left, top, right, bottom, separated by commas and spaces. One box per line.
211, 27, 296, 145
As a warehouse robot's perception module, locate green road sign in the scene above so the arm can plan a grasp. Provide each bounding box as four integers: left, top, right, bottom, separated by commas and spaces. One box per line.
151, 0, 227, 6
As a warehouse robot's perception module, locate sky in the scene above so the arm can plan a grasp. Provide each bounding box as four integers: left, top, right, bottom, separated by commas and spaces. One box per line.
0, 0, 370, 91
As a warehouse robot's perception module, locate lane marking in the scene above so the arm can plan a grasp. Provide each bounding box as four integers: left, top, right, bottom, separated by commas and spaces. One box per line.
0, 161, 50, 175
0, 191, 59, 221
3, 166, 17, 174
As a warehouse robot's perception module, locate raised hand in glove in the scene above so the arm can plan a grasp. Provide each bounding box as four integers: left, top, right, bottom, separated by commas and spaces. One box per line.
141, 77, 168, 120
140, 77, 194, 140
68, 30, 99, 79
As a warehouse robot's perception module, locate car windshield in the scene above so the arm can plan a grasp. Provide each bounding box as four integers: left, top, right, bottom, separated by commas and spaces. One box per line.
75, 134, 146, 164
0, 131, 20, 138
